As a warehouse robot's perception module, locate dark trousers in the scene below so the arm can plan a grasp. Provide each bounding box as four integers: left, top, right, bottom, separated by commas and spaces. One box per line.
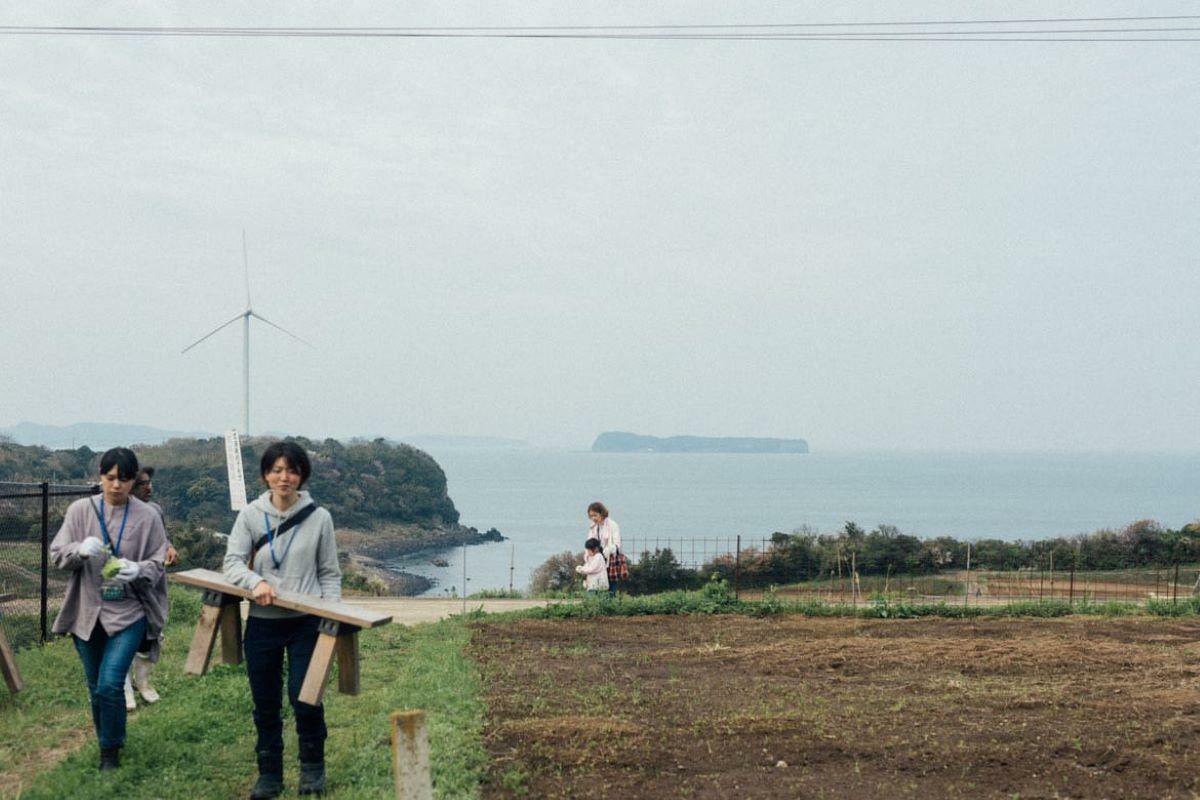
244, 615, 327, 762
73, 616, 147, 750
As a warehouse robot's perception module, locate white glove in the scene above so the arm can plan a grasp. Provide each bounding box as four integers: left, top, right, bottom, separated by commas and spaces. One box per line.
113, 559, 140, 583
78, 537, 107, 559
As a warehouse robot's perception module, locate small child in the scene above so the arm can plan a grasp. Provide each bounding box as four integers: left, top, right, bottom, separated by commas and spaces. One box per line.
575, 537, 609, 595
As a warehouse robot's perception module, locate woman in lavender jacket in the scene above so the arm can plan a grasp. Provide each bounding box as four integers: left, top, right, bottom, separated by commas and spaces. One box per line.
49, 447, 167, 772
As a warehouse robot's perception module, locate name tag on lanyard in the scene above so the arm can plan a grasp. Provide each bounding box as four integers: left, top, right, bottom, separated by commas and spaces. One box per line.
93, 498, 131, 602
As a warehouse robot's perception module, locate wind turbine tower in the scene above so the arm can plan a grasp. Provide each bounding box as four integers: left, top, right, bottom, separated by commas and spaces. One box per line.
182, 232, 311, 436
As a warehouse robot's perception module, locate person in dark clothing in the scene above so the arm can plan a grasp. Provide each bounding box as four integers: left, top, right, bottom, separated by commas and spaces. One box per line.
223, 441, 341, 799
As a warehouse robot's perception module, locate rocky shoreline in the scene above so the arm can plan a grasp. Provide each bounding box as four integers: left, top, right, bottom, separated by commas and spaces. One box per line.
338, 522, 504, 596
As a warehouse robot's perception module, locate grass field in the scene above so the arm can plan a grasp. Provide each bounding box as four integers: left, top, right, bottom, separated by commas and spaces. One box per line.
0, 588, 487, 799
470, 614, 1200, 799
4, 585, 1200, 798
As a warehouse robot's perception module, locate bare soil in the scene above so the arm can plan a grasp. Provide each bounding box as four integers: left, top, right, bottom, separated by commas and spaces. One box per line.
470, 615, 1200, 799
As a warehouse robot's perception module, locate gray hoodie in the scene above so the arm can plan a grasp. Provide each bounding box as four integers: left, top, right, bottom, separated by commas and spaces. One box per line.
223, 490, 342, 619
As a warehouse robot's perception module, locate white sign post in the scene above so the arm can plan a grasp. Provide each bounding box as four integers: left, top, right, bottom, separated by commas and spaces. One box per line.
224, 430, 248, 511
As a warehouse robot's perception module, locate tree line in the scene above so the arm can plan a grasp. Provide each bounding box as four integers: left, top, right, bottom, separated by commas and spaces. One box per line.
534, 518, 1200, 595
0, 435, 460, 533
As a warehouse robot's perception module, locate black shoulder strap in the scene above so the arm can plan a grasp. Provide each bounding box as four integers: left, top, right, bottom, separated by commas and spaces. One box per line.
252, 503, 320, 553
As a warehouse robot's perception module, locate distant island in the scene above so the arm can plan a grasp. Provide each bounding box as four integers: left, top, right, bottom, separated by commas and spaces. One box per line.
592, 431, 809, 454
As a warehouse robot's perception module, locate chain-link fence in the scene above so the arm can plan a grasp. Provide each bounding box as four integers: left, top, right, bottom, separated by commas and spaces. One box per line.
0, 481, 98, 650
621, 535, 1200, 605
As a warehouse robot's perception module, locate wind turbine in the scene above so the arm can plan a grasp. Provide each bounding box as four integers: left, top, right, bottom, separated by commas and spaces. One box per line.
182, 232, 312, 436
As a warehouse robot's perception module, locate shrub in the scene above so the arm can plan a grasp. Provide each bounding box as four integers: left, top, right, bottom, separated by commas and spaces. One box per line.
624, 548, 702, 595
530, 550, 584, 594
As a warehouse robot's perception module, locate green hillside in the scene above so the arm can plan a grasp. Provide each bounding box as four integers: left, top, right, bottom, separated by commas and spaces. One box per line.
0, 436, 459, 531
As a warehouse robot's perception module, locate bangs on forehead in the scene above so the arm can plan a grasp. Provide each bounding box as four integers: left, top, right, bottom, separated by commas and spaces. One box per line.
268, 455, 301, 471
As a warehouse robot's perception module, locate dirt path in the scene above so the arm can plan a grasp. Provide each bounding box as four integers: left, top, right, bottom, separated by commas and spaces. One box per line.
345, 596, 559, 625
470, 615, 1200, 799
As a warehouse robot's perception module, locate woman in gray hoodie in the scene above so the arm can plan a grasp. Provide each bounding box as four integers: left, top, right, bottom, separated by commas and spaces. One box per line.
223, 441, 341, 799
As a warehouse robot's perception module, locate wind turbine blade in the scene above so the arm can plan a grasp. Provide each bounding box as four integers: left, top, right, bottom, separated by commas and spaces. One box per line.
242, 229, 252, 310
181, 312, 246, 353
250, 311, 314, 348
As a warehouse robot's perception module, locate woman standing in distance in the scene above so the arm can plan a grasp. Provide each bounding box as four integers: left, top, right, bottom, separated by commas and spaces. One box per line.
50, 447, 168, 771
224, 442, 342, 799
587, 501, 622, 597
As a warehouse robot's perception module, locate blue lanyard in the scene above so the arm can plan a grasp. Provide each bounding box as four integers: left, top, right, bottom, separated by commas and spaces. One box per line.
263, 512, 300, 569
98, 498, 130, 557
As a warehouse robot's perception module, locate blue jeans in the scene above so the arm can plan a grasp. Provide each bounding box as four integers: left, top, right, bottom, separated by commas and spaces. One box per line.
73, 616, 147, 750
244, 615, 327, 761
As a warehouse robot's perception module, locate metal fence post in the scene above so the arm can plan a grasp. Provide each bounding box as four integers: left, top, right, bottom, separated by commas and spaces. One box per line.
964, 542, 971, 607
734, 535, 741, 599
40, 481, 49, 644
1174, 561, 1180, 605
1070, 556, 1080, 606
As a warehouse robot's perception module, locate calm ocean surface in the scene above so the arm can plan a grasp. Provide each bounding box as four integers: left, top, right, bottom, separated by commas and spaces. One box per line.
385, 449, 1200, 596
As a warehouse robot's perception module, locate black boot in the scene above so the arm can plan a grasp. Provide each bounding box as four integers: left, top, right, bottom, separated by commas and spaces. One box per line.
98, 747, 120, 771
249, 751, 284, 800
298, 760, 326, 795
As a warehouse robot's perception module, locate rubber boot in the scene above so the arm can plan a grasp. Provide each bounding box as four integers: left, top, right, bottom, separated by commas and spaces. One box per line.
123, 674, 137, 711
298, 741, 326, 795
249, 751, 284, 800
132, 653, 160, 703
99, 747, 121, 771
298, 761, 326, 795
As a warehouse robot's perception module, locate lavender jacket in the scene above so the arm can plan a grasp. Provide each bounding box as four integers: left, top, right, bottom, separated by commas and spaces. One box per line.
50, 495, 168, 644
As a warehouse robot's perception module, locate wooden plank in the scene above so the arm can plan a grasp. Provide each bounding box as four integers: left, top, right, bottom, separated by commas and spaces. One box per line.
297, 632, 339, 706
218, 603, 243, 666
0, 626, 23, 694
184, 604, 222, 675
391, 710, 433, 800
335, 631, 360, 695
0, 593, 15, 604
172, 569, 392, 629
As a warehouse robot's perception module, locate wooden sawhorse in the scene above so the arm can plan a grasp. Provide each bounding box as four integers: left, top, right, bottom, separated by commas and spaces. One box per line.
0, 593, 22, 694
172, 569, 392, 705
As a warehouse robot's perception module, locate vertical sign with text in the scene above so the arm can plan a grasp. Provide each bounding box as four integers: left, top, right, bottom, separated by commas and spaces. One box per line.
224, 429, 248, 511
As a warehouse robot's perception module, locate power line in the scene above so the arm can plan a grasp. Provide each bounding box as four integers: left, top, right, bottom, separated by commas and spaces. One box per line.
4, 14, 1200, 33
1, 29, 1199, 42
3, 16, 1200, 41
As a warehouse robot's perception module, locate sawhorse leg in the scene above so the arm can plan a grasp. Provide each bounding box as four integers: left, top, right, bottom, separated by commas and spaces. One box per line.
298, 619, 360, 705
0, 624, 23, 694
185, 590, 242, 675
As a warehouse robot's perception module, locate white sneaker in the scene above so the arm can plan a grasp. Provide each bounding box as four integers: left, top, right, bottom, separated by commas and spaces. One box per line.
133, 654, 160, 704
124, 674, 137, 711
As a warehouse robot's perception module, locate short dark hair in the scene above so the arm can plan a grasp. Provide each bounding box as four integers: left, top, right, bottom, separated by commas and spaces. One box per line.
138, 467, 155, 480
259, 441, 312, 486
587, 501, 609, 519
99, 448, 139, 481
585, 537, 602, 552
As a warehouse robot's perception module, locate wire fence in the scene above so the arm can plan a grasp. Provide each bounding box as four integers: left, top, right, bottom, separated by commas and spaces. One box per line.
621, 535, 1200, 605
0, 481, 99, 651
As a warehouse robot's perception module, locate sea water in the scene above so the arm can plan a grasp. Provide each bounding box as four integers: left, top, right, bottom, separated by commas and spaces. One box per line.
385, 449, 1200, 595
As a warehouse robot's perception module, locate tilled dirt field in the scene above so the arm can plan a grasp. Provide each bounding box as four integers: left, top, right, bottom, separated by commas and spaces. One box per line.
469, 615, 1200, 799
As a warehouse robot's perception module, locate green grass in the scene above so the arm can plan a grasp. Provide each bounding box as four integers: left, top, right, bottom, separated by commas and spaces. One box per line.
483, 580, 1200, 623
770, 573, 965, 597
1, 588, 486, 799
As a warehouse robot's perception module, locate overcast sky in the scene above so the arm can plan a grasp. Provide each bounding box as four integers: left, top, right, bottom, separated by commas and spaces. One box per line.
2, 1, 1198, 451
